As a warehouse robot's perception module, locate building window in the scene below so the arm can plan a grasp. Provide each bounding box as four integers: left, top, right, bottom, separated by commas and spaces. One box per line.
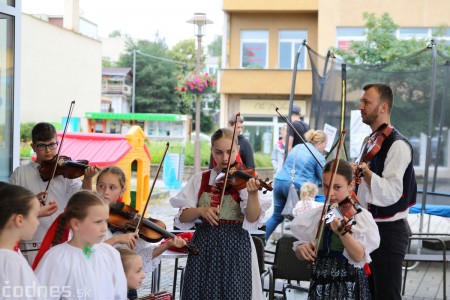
337, 26, 450, 49
336, 27, 366, 50
398, 28, 429, 39
278, 30, 308, 69
240, 30, 268, 69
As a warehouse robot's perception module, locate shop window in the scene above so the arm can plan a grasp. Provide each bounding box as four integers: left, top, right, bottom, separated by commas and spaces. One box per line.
278, 30, 308, 70
240, 30, 268, 69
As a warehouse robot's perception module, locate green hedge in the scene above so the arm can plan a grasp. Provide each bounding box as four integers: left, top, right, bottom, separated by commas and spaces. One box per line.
146, 140, 272, 167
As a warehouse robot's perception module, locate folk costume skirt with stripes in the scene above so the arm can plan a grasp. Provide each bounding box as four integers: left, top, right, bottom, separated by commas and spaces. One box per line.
181, 223, 252, 300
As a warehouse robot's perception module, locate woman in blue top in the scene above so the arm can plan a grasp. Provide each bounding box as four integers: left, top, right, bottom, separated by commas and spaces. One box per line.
265, 129, 327, 241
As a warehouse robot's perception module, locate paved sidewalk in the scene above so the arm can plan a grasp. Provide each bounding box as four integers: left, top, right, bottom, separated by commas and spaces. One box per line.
138, 183, 450, 300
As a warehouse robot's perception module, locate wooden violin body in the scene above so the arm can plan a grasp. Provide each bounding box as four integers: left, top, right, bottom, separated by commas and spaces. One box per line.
109, 202, 167, 243
354, 123, 393, 184
109, 202, 199, 255
362, 123, 393, 162
39, 155, 94, 181
214, 162, 273, 193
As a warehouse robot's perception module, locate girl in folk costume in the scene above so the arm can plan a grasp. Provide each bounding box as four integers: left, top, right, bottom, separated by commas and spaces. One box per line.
291, 159, 380, 299
170, 128, 269, 300
34, 190, 127, 300
0, 184, 44, 300
96, 166, 186, 273
118, 248, 146, 300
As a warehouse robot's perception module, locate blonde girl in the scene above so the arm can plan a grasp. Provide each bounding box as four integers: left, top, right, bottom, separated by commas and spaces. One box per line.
34, 190, 127, 300
118, 248, 146, 300
291, 159, 380, 299
96, 166, 186, 273
170, 127, 267, 300
0, 184, 44, 299
293, 181, 320, 216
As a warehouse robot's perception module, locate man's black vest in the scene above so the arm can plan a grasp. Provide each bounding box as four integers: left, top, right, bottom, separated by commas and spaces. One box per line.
368, 129, 417, 219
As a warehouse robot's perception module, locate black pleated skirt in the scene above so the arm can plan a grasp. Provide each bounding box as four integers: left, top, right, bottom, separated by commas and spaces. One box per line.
181, 223, 252, 300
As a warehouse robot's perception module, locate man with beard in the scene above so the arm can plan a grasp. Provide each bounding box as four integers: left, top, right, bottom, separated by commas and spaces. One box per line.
355, 83, 417, 300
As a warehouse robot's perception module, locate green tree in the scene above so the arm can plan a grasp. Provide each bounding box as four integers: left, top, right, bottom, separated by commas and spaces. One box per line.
207, 35, 222, 69
171, 39, 218, 132
330, 12, 450, 137
102, 57, 114, 67
207, 35, 222, 57
109, 30, 123, 38
171, 39, 198, 73
20, 122, 36, 142
116, 37, 179, 113
333, 13, 431, 65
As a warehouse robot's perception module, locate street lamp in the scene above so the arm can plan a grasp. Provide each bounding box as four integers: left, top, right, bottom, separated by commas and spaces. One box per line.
187, 13, 213, 174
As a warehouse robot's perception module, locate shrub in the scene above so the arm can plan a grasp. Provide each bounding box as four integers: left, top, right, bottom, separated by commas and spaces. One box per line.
20, 122, 36, 142
253, 152, 272, 168
146, 140, 272, 168
20, 143, 33, 158
146, 140, 211, 167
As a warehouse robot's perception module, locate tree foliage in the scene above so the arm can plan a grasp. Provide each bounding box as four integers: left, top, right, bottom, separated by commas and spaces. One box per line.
116, 37, 179, 113
207, 35, 222, 57
114, 35, 220, 132
330, 12, 450, 137
109, 30, 123, 38
171, 39, 199, 73
171, 39, 218, 132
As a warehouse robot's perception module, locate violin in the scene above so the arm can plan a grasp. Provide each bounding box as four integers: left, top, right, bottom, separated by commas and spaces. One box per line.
214, 162, 273, 194
39, 155, 99, 182
325, 196, 362, 235
354, 123, 393, 183
109, 202, 199, 256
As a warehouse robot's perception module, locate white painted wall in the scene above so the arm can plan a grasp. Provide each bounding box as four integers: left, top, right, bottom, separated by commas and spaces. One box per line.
20, 14, 102, 131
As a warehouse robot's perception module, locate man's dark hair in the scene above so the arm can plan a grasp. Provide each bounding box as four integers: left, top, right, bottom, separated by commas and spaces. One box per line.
363, 83, 393, 112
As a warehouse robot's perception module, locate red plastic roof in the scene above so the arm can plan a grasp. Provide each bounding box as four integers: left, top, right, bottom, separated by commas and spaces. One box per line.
51, 131, 138, 166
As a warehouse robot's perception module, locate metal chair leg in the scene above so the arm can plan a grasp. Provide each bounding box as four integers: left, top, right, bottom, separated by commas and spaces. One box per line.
179, 266, 185, 299
172, 258, 179, 296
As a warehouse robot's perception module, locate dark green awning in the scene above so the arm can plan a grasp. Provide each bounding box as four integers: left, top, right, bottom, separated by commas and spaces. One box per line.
85, 112, 183, 122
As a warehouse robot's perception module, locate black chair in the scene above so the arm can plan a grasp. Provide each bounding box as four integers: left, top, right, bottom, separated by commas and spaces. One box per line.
252, 235, 270, 290
265, 234, 310, 300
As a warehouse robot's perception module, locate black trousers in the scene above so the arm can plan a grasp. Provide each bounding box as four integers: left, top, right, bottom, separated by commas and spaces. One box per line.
369, 219, 409, 300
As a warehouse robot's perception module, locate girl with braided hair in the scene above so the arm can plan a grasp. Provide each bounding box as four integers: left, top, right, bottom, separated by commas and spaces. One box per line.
33, 190, 127, 300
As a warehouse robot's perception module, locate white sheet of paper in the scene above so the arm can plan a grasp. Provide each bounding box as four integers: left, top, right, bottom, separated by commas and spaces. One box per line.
323, 123, 337, 153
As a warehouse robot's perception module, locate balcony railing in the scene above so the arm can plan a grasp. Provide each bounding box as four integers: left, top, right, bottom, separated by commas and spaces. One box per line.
102, 83, 132, 96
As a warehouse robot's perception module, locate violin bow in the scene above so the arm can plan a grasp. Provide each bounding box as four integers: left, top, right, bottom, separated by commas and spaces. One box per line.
134, 142, 170, 236
218, 112, 240, 212
314, 129, 346, 256
275, 107, 324, 168
42, 100, 75, 205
